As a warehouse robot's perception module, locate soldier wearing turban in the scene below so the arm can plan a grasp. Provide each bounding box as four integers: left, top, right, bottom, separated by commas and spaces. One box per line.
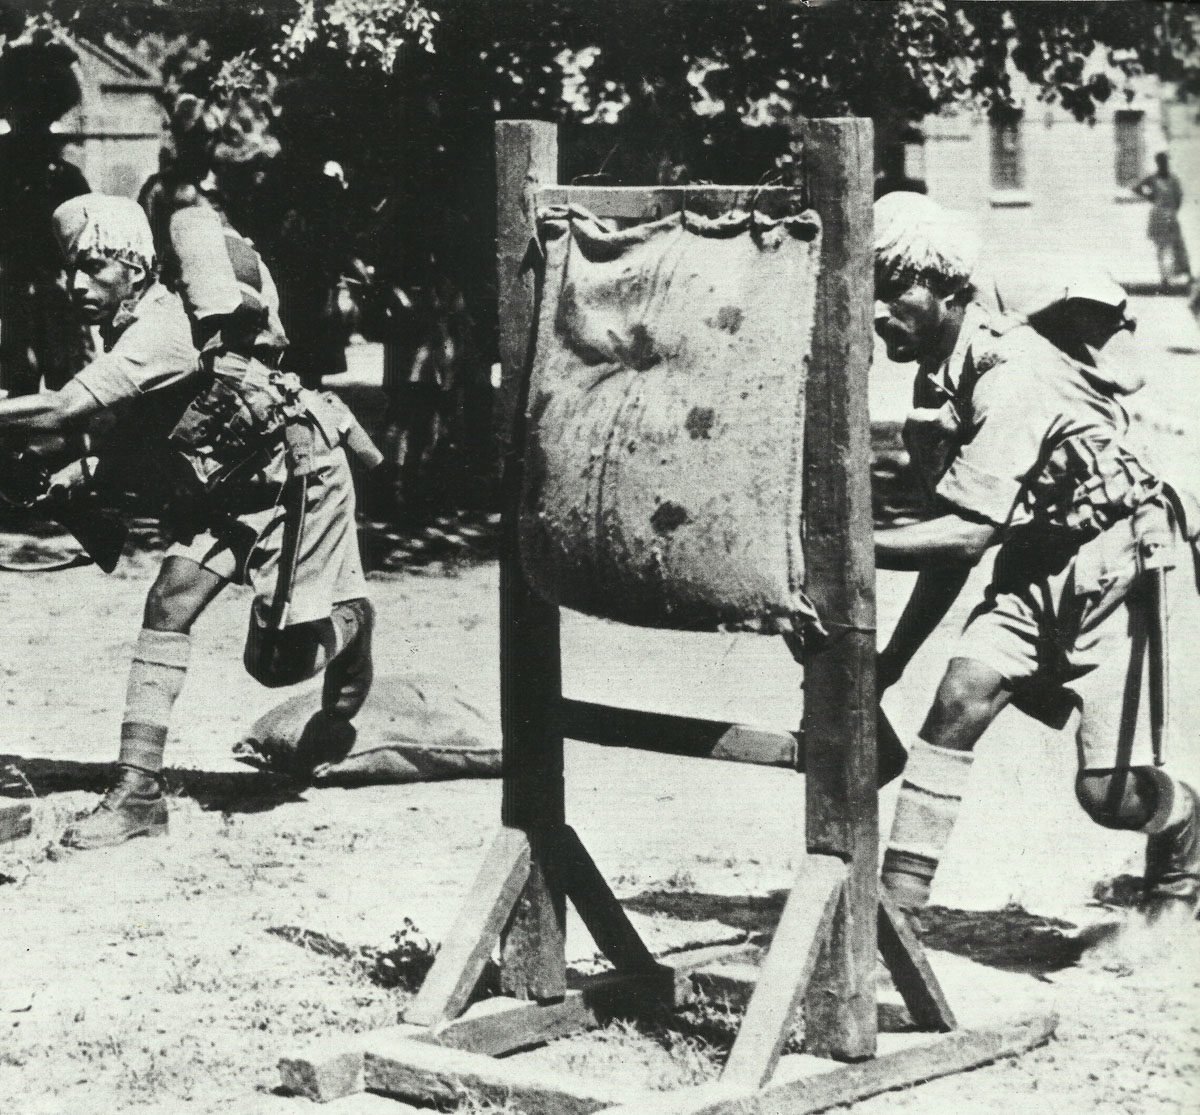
0, 193, 377, 850
872, 193, 1200, 928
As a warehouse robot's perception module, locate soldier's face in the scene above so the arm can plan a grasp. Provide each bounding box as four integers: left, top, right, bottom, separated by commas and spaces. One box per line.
875, 283, 949, 364
70, 252, 144, 324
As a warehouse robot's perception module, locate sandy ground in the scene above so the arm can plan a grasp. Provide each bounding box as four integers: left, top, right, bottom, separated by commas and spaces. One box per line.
0, 297, 1197, 1113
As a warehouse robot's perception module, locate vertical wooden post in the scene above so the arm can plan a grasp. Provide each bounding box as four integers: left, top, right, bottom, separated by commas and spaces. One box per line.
800, 117, 878, 1060
493, 119, 568, 1001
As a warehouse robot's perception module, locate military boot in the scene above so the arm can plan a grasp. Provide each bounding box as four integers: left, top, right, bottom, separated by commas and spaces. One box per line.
60, 766, 168, 850
322, 597, 375, 720
1142, 782, 1200, 920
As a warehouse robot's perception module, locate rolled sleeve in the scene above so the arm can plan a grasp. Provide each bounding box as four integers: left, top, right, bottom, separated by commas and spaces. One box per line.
935, 364, 1056, 527
72, 295, 198, 409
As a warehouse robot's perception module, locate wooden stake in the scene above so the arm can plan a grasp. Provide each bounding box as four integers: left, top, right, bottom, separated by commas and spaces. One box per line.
494, 119, 568, 1001
798, 116, 878, 1061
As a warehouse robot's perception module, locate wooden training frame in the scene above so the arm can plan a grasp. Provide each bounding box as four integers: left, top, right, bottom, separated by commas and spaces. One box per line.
279, 118, 1056, 1112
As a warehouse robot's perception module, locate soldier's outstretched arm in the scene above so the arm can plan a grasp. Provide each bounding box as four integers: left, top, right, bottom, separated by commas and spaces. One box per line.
876, 562, 972, 692
0, 382, 100, 435
875, 513, 996, 571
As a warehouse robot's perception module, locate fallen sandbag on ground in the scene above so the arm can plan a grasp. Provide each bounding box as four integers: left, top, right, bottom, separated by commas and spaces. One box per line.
232, 673, 501, 786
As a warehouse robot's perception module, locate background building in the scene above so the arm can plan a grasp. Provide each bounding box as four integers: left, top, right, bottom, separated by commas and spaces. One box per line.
918, 74, 1197, 297
0, 34, 165, 199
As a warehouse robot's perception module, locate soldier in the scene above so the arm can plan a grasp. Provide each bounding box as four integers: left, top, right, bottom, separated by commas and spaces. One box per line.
0, 193, 377, 849
873, 193, 1200, 924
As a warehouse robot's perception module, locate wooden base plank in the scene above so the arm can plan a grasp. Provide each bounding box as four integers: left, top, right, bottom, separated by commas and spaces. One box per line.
363, 1034, 641, 1115
279, 1030, 370, 1102
722, 854, 846, 1088
404, 827, 531, 1027
877, 892, 957, 1032
594, 1012, 1059, 1115
415, 966, 676, 1056
0, 802, 32, 844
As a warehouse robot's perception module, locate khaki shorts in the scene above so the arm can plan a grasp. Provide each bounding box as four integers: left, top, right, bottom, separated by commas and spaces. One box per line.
168, 440, 367, 627
955, 519, 1196, 770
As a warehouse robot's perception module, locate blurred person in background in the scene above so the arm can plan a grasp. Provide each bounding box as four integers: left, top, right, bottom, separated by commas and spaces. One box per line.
1135, 152, 1193, 294
0, 34, 91, 396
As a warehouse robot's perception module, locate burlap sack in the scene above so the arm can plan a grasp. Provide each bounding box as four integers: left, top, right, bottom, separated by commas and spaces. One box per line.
233, 674, 501, 786
520, 204, 823, 634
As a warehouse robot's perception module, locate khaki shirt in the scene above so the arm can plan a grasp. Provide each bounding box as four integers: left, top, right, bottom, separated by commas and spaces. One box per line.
60, 282, 199, 411
911, 304, 1136, 531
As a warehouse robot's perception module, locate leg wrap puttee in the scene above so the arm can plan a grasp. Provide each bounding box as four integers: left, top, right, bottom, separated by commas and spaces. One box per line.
882, 739, 975, 909
118, 629, 192, 775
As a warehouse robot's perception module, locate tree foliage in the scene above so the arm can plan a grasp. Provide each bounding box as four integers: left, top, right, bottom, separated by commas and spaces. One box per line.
6, 1, 1197, 500
13, 2, 1198, 122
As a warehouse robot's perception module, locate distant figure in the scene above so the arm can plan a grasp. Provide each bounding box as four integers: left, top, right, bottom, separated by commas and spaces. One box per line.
1135, 152, 1193, 293
0, 38, 91, 395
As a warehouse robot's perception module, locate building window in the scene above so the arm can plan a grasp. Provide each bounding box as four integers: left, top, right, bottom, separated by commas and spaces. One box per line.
1114, 110, 1145, 187
990, 114, 1025, 191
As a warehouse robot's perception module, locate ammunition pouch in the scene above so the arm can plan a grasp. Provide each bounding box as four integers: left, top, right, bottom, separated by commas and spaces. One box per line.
1026, 433, 1162, 542
169, 353, 382, 501
168, 352, 290, 496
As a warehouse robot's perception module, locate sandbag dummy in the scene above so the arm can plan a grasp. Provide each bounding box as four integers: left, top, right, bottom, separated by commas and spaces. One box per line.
520, 203, 823, 637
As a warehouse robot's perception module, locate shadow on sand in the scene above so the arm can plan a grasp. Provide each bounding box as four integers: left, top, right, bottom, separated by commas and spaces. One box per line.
625, 888, 1117, 977
0, 754, 305, 814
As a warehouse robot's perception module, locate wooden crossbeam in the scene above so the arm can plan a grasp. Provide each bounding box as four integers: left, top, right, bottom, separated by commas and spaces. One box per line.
403, 827, 531, 1027
722, 854, 845, 1087
410, 966, 677, 1057
559, 700, 799, 768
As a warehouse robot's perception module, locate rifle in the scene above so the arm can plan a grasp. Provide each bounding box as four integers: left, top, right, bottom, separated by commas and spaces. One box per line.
0, 448, 127, 573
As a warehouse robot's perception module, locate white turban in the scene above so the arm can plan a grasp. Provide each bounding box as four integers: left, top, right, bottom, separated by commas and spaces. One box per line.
874, 191, 979, 296
52, 193, 155, 275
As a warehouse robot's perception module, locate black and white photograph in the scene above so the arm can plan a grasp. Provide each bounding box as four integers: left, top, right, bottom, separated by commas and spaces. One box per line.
0, 2, 1196, 1112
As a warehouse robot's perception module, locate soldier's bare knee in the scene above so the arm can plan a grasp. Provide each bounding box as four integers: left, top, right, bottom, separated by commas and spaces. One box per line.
1075, 769, 1152, 830
144, 571, 194, 631
934, 662, 1002, 726
144, 557, 223, 633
